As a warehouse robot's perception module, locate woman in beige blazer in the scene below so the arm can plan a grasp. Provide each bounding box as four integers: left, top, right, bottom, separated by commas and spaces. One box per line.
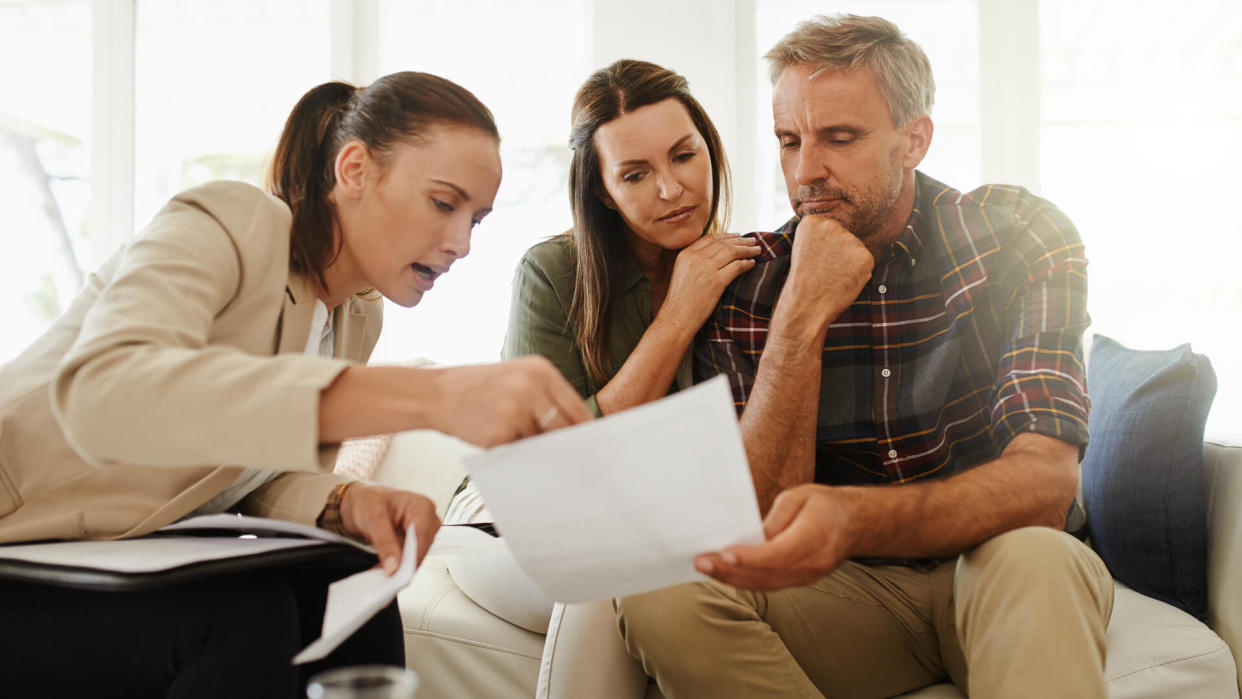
0, 71, 589, 698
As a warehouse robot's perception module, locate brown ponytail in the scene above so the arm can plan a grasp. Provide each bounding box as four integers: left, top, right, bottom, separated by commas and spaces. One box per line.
267, 72, 499, 291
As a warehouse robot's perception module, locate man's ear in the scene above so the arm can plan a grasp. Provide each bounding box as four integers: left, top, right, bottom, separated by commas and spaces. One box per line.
334, 140, 369, 199
900, 115, 933, 169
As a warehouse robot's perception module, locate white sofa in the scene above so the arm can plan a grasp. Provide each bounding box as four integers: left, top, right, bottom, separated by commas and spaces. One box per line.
373, 435, 1242, 698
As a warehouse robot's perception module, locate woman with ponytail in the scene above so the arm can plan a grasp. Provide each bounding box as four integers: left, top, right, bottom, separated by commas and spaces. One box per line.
0, 71, 589, 697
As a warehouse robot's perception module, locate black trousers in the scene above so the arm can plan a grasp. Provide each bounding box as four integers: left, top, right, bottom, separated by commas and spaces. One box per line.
0, 562, 404, 699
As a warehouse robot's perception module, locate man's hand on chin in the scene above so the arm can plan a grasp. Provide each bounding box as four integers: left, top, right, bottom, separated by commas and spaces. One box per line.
785, 215, 873, 323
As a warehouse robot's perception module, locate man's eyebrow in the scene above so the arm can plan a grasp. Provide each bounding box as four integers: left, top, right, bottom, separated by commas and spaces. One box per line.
820, 125, 865, 136
430, 178, 469, 202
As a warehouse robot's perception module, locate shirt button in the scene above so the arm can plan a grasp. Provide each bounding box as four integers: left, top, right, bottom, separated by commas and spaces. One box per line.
881, 368, 891, 378
877, 284, 888, 294
888, 449, 898, 459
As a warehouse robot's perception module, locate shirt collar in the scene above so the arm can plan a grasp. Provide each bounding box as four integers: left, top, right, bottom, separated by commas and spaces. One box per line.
881, 171, 943, 269
888, 219, 924, 270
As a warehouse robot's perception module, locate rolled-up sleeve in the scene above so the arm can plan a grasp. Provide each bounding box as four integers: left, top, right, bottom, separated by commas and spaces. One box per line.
989, 200, 1091, 451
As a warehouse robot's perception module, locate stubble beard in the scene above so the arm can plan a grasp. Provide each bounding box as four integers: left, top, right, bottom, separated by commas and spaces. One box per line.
793, 156, 905, 250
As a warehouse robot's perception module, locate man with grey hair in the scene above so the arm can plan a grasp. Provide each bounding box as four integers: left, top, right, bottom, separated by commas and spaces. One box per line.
616, 14, 1113, 698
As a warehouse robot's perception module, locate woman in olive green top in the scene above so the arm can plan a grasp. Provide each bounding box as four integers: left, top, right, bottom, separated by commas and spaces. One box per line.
443, 60, 758, 632
503, 233, 699, 416
503, 59, 759, 414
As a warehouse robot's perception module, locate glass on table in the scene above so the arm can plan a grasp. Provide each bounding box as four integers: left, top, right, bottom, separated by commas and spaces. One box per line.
306, 665, 418, 699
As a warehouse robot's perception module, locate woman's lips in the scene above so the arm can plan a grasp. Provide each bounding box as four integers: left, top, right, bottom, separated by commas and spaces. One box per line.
411, 263, 441, 290
658, 206, 696, 224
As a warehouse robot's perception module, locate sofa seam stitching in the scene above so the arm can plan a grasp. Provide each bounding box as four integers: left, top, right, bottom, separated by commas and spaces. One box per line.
418, 585, 454, 629
1105, 642, 1232, 682
401, 629, 541, 660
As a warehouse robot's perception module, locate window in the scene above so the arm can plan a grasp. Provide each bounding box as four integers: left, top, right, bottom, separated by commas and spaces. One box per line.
0, 0, 92, 361
371, 0, 588, 365
6, 0, 1241, 436
133, 0, 331, 225
1040, 0, 1242, 434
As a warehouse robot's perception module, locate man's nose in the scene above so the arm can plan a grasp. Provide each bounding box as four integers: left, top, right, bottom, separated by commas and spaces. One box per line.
793, 145, 828, 187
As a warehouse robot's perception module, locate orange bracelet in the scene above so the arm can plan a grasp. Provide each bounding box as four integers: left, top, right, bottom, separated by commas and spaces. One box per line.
316, 481, 355, 535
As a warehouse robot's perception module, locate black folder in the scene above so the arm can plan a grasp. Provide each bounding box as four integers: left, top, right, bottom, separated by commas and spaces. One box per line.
0, 514, 377, 592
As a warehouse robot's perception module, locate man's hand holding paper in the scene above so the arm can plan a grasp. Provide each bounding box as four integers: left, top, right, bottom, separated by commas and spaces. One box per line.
463, 376, 764, 603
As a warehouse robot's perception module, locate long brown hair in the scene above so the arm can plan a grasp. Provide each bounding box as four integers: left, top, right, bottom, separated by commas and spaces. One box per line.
567, 59, 731, 388
267, 72, 498, 291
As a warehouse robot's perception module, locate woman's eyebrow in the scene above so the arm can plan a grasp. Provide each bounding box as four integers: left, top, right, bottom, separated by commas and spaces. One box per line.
430, 178, 470, 202
665, 133, 696, 154
615, 133, 697, 168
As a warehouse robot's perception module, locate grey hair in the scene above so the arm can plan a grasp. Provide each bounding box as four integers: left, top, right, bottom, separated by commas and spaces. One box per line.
764, 14, 935, 127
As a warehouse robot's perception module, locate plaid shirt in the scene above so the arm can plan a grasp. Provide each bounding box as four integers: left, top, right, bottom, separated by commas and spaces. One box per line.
697, 172, 1090, 486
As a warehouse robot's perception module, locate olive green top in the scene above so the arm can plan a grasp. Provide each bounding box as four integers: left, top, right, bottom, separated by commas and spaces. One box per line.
501, 234, 692, 416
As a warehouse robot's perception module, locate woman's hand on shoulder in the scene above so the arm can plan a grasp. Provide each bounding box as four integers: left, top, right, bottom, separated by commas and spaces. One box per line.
428, 356, 592, 448
663, 233, 761, 328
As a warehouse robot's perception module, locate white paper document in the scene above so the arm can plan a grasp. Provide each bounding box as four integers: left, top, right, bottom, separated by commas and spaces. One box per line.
464, 376, 763, 603
293, 524, 417, 665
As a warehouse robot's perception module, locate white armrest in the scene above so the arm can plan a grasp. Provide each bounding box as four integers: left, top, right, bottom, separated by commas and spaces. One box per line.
537, 600, 648, 699
1205, 440, 1242, 689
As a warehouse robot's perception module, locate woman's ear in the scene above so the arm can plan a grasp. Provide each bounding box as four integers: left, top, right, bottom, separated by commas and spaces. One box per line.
595, 183, 618, 211
334, 140, 369, 200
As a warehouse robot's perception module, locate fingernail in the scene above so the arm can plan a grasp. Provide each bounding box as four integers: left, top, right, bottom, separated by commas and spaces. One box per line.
383, 556, 398, 574
695, 558, 713, 574
721, 551, 738, 565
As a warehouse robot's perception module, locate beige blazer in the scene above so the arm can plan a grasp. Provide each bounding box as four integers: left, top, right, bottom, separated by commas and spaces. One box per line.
0, 181, 382, 543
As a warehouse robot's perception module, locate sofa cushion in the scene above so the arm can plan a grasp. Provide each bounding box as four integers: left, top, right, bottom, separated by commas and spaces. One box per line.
1082, 334, 1216, 618
398, 554, 543, 698
1103, 585, 1238, 698
438, 524, 555, 634
333, 434, 392, 480
441, 479, 556, 634
372, 428, 475, 518
895, 586, 1237, 698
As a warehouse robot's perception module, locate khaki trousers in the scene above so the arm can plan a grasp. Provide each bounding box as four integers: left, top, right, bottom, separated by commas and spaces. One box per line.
616, 527, 1114, 698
